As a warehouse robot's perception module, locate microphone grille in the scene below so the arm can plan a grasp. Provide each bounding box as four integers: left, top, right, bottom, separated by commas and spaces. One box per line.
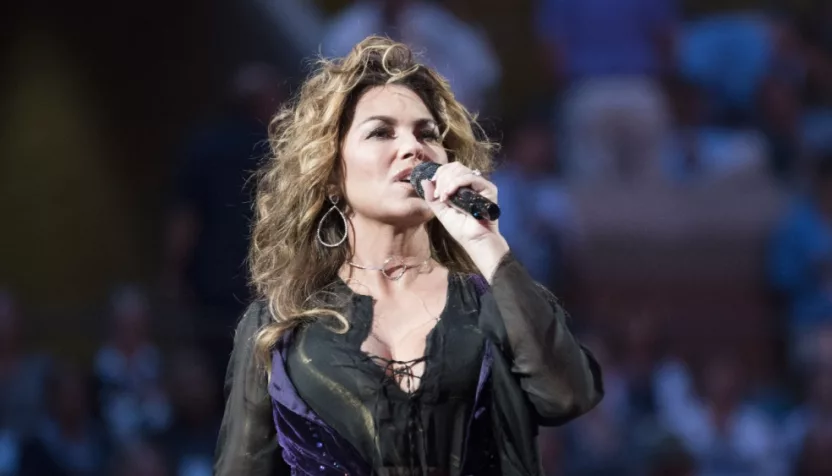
409, 162, 441, 198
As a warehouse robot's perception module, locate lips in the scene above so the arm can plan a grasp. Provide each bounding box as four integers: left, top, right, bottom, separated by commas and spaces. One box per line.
393, 167, 414, 183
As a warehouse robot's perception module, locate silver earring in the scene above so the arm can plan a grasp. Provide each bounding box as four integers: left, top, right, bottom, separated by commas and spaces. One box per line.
316, 195, 348, 248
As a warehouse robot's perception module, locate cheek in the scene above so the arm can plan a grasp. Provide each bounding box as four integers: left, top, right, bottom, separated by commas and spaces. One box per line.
429, 144, 450, 164
343, 143, 393, 184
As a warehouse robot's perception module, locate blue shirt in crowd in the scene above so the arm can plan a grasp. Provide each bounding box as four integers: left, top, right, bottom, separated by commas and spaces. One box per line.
769, 197, 832, 330
536, 0, 678, 79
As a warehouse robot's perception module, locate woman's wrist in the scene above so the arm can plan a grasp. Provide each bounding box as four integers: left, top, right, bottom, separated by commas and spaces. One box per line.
464, 235, 511, 283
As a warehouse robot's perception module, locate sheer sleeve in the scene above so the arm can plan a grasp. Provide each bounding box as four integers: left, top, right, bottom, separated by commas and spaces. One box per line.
214, 301, 289, 476
478, 253, 604, 426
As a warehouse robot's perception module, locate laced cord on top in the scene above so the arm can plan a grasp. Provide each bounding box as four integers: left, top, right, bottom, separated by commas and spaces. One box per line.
363, 354, 432, 476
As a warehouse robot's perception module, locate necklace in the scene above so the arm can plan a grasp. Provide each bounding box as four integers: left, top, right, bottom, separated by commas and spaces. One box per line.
347, 255, 431, 281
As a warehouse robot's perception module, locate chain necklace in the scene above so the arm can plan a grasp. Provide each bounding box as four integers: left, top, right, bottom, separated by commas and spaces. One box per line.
347, 255, 431, 281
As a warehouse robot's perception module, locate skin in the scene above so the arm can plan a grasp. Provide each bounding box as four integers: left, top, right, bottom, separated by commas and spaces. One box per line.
336, 84, 509, 392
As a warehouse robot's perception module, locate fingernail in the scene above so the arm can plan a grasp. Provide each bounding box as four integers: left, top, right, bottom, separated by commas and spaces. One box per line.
433, 190, 440, 199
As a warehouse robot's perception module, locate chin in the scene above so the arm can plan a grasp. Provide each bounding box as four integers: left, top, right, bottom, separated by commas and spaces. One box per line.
386, 199, 434, 226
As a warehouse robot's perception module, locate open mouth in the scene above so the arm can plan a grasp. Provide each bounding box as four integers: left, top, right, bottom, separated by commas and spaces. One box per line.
394, 168, 414, 184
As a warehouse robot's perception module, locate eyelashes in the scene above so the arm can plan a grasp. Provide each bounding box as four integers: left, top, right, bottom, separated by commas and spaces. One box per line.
420, 129, 441, 141
366, 127, 441, 142
366, 127, 392, 139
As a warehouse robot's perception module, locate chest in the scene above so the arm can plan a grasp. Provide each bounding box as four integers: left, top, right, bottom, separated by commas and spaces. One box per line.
360, 290, 447, 364
288, 277, 484, 395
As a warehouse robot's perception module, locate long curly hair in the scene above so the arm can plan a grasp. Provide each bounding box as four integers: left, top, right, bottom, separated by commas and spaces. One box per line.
250, 36, 495, 367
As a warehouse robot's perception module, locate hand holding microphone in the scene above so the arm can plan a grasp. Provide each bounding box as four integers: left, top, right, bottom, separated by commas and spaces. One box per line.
411, 162, 508, 277
410, 162, 501, 221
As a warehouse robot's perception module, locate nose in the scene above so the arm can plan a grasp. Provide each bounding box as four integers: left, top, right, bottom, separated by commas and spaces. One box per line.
398, 132, 426, 162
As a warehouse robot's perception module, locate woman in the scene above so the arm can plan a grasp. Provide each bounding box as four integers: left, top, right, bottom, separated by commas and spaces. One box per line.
214, 36, 603, 476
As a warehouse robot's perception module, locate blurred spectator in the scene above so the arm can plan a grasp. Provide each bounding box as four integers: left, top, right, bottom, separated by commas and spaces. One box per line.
153, 349, 220, 476
560, 334, 636, 475
785, 323, 832, 378
813, 323, 832, 366
802, 110, 832, 158
653, 358, 697, 441
662, 76, 769, 182
111, 441, 170, 476
659, 353, 784, 476
0, 290, 51, 440
251, 0, 325, 63
536, 0, 678, 183
793, 422, 832, 476
678, 13, 775, 122
768, 155, 832, 365
758, 73, 803, 180
620, 316, 664, 420
798, 2, 832, 155
678, 12, 805, 178
491, 114, 577, 289
645, 435, 696, 476
0, 418, 20, 476
19, 364, 109, 476
783, 364, 832, 468
321, 0, 501, 113
94, 286, 170, 444
163, 62, 284, 373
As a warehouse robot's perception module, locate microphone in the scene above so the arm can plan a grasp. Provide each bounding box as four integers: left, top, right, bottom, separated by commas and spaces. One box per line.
410, 162, 501, 221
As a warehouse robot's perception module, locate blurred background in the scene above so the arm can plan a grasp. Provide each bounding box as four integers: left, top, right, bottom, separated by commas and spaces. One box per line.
2, 0, 832, 475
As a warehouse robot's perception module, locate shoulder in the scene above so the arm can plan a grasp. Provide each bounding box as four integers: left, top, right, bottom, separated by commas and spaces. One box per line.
234, 300, 272, 339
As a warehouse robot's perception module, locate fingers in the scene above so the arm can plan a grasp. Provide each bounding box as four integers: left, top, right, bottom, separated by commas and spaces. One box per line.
419, 179, 453, 219
438, 173, 494, 203
431, 162, 497, 203
420, 179, 438, 204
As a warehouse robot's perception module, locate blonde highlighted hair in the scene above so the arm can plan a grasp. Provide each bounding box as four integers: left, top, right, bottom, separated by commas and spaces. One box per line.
250, 36, 495, 367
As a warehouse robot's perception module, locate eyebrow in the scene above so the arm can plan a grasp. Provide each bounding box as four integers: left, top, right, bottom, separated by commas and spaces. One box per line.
360, 115, 437, 128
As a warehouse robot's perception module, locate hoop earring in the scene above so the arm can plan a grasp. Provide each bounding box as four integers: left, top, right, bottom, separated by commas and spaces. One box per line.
316, 195, 348, 248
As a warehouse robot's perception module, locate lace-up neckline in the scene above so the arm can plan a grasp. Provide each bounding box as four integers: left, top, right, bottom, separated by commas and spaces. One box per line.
284, 273, 486, 475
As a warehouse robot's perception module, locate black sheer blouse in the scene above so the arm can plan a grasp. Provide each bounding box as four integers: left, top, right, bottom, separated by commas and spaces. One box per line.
285, 274, 486, 474
214, 253, 604, 476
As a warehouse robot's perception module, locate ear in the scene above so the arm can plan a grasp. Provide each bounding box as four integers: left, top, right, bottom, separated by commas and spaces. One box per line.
327, 162, 346, 198
325, 183, 340, 199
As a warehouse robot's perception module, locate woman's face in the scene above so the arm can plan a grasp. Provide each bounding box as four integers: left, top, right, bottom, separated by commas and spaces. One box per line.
339, 84, 449, 226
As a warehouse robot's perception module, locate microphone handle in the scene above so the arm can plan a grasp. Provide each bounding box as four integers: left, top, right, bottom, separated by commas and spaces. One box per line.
448, 187, 501, 221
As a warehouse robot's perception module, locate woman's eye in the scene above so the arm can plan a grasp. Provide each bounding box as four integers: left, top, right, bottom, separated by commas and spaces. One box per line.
367, 127, 393, 139
420, 129, 441, 141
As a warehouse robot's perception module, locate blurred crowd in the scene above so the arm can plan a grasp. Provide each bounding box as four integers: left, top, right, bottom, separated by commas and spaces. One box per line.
4, 0, 832, 475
